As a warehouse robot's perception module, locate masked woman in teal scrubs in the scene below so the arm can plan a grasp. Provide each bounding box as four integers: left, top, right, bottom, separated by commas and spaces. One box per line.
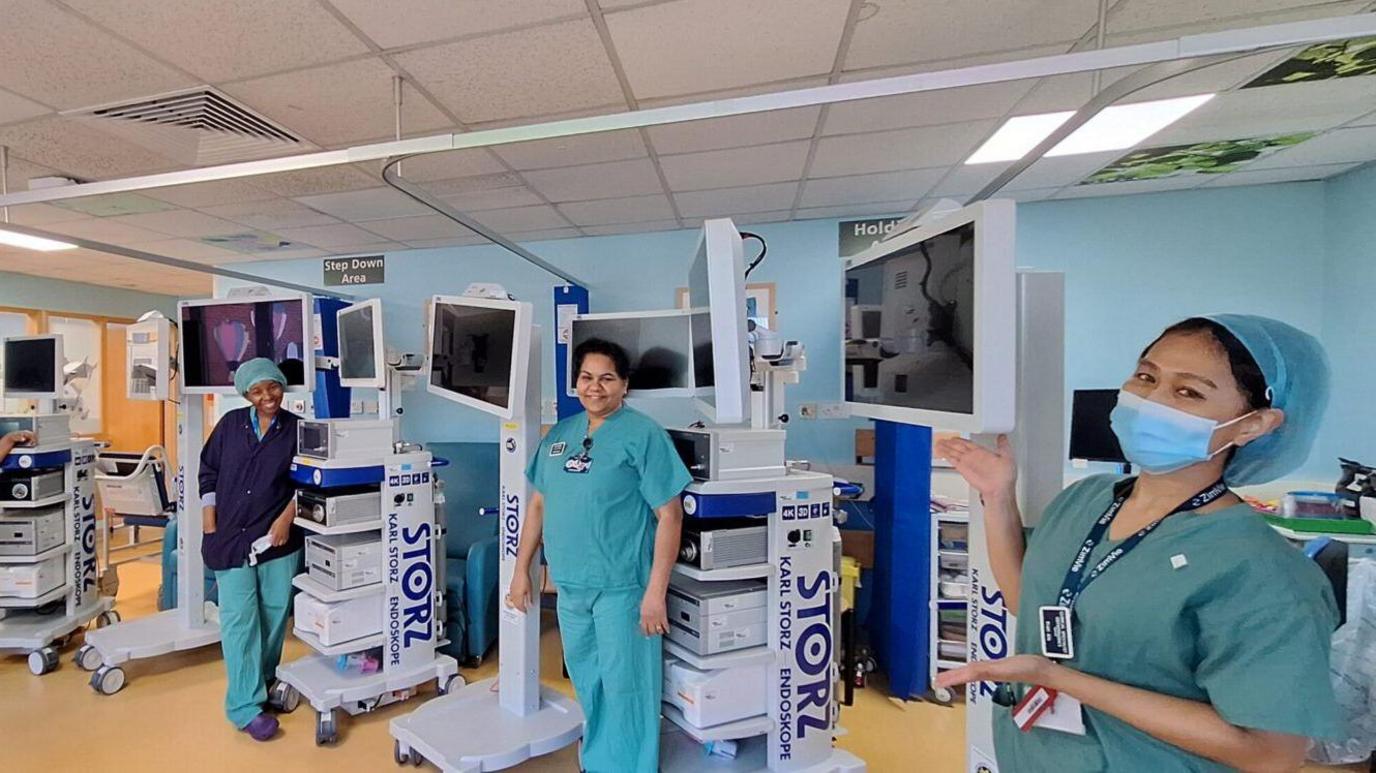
936, 315, 1340, 772
506, 338, 691, 773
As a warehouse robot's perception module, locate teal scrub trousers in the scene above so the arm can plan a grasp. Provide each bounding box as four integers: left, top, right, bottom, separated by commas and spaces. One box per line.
213, 549, 301, 728
557, 584, 662, 773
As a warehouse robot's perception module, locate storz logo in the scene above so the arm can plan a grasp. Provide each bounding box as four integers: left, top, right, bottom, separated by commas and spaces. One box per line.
501, 487, 521, 559
775, 558, 833, 761
71, 461, 97, 605
386, 512, 434, 667
968, 567, 1009, 702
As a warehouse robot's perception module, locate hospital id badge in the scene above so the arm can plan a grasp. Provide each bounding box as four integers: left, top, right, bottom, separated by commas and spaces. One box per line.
563, 455, 591, 474
1039, 605, 1074, 660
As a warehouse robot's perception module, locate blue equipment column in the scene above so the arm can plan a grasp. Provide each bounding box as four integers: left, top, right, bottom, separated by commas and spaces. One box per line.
870, 419, 932, 699
552, 284, 589, 420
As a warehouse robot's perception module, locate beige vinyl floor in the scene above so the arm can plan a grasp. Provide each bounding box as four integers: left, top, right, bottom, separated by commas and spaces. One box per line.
0, 557, 1360, 772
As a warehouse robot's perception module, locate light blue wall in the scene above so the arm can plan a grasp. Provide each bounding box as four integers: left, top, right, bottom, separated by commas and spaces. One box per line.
0, 270, 179, 318
1320, 163, 1376, 472
219, 178, 1352, 479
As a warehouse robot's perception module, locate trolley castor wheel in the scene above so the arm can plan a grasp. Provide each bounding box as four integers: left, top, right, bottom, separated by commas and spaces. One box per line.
315, 709, 338, 746
75, 643, 103, 672
932, 685, 955, 705
92, 665, 126, 695
27, 647, 59, 676
394, 740, 413, 766
96, 610, 121, 627
268, 680, 301, 713
437, 674, 461, 696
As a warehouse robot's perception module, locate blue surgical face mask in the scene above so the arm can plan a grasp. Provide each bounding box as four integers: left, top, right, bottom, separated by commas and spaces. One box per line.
1109, 390, 1256, 475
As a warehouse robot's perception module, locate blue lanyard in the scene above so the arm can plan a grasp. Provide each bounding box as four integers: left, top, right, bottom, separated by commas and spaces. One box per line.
1056, 477, 1228, 609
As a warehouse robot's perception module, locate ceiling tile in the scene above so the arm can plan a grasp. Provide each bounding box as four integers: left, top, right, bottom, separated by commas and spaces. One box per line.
581, 219, 681, 236
557, 194, 675, 226
1054, 174, 1207, 199
1106, 51, 1292, 102
510, 227, 582, 242
326, 0, 587, 49
1148, 78, 1376, 146
605, 0, 850, 99
1000, 188, 1061, 203
1198, 161, 1360, 188
422, 172, 527, 195
388, 150, 509, 183
0, 2, 194, 109
522, 158, 664, 201
1005, 152, 1121, 189
436, 185, 545, 212
0, 117, 178, 179
42, 217, 173, 244
494, 129, 648, 171
223, 58, 453, 147
1108, 1, 1343, 34
844, 0, 1097, 71
292, 187, 433, 221
107, 210, 248, 238
809, 121, 996, 178
660, 140, 811, 191
1244, 126, 1376, 170
4, 203, 91, 227
673, 182, 799, 218
62, 0, 370, 82
403, 235, 490, 249
798, 168, 944, 208
473, 205, 572, 231
731, 210, 792, 226
824, 81, 1033, 136
795, 200, 913, 220
0, 87, 50, 124
143, 179, 278, 209
646, 106, 822, 155
359, 215, 469, 241
927, 163, 1009, 199
322, 242, 407, 255
1103, 1, 1369, 47
394, 20, 625, 124
273, 222, 391, 248
199, 198, 342, 230
252, 165, 381, 197
127, 238, 248, 263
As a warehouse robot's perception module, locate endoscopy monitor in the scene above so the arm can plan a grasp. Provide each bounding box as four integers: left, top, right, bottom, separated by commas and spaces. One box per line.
685, 218, 750, 425
2, 334, 63, 399
126, 316, 173, 402
569, 310, 696, 397
842, 199, 1015, 434
1069, 389, 1127, 464
426, 295, 532, 421
337, 298, 385, 389
178, 294, 312, 395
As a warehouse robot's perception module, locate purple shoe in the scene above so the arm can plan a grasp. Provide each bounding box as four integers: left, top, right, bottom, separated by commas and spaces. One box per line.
242, 713, 279, 741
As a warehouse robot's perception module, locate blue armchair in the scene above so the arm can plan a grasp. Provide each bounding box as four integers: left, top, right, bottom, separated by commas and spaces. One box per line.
429, 442, 501, 667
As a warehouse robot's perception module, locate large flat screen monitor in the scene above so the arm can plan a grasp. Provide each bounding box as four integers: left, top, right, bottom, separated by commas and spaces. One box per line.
842, 199, 1015, 434
2, 334, 63, 400
569, 310, 696, 397
686, 218, 750, 425
179, 294, 312, 394
337, 298, 385, 389
1069, 389, 1127, 464
426, 295, 532, 420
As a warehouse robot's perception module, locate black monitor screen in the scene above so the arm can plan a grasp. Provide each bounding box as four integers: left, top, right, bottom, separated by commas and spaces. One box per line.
570, 315, 692, 392
430, 303, 516, 411
844, 221, 975, 414
3, 338, 58, 393
1069, 389, 1127, 463
338, 304, 378, 383
180, 300, 308, 389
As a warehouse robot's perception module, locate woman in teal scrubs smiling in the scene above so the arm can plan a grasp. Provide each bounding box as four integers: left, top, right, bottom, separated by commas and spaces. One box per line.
936, 315, 1340, 772
506, 338, 691, 773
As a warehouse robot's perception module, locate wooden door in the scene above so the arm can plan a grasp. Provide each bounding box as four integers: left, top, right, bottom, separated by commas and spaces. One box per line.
101, 323, 165, 453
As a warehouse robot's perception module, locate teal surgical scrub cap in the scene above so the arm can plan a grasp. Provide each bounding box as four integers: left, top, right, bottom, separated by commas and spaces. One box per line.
233, 357, 287, 397
1204, 314, 1331, 486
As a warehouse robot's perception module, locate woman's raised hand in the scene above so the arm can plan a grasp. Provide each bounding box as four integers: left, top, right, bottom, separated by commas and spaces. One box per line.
935, 434, 1017, 503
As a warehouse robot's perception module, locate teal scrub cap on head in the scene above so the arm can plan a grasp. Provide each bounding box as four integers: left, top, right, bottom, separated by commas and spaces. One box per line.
1204, 314, 1331, 487
234, 357, 287, 397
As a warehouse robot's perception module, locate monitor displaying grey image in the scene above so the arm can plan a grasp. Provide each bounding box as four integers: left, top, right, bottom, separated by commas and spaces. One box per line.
338, 302, 378, 384
430, 302, 517, 411
844, 221, 975, 415
570, 313, 693, 393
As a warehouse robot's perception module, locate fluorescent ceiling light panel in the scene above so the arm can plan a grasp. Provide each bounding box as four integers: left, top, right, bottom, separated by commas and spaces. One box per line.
0, 227, 77, 251
966, 94, 1214, 164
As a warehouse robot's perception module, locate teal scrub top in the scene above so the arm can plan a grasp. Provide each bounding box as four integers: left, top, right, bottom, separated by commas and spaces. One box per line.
995, 474, 1341, 772
526, 406, 692, 590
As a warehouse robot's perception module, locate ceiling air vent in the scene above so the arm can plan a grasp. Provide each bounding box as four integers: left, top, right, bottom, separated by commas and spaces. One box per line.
66, 87, 313, 166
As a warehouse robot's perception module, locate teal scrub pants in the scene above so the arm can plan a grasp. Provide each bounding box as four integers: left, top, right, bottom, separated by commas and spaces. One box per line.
213, 549, 300, 728
557, 584, 662, 773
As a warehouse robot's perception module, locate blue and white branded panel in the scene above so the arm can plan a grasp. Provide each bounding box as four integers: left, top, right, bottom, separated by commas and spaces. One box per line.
768, 472, 837, 768
681, 491, 776, 519
1, 447, 73, 472
383, 453, 437, 673
291, 458, 386, 488
967, 490, 1012, 773
69, 442, 98, 612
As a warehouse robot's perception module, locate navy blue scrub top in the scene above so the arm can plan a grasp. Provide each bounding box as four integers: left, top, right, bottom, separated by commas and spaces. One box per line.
198, 406, 301, 571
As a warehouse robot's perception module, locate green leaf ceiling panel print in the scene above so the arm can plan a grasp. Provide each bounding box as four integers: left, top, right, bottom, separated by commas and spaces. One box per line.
1080, 134, 1315, 185
1245, 37, 1376, 88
